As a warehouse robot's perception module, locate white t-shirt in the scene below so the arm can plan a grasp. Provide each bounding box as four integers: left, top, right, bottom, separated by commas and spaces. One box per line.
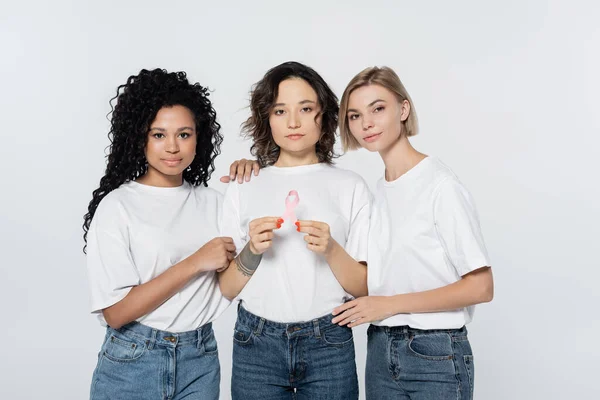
368, 157, 491, 329
86, 181, 230, 332
221, 163, 371, 323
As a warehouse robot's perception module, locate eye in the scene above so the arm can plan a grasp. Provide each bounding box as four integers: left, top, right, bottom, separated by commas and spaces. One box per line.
374, 106, 385, 113
348, 113, 360, 121
301, 107, 313, 113
179, 132, 192, 139
273, 109, 285, 116
152, 133, 165, 139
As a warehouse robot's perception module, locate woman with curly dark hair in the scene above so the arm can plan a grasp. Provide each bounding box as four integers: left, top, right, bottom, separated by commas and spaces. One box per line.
218, 61, 370, 399
84, 68, 234, 400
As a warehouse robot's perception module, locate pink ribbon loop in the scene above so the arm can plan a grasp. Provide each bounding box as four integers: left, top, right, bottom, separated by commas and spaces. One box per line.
282, 190, 299, 223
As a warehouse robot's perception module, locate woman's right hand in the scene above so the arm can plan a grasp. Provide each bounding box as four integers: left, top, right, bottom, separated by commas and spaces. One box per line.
193, 237, 236, 272
248, 217, 282, 255
220, 159, 260, 183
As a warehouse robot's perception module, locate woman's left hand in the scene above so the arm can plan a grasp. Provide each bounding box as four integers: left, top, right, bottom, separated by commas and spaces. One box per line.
296, 220, 336, 256
332, 296, 396, 328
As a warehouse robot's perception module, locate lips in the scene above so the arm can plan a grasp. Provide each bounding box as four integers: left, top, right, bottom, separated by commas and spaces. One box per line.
162, 158, 183, 166
286, 134, 305, 140
363, 133, 382, 143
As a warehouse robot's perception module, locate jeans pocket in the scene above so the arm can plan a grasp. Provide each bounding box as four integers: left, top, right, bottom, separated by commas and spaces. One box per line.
408, 333, 453, 361
103, 329, 147, 363
321, 324, 354, 347
201, 328, 219, 355
233, 323, 254, 346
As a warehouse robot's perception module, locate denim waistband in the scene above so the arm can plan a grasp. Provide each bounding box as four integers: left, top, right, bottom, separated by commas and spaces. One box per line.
111, 321, 213, 348
370, 324, 467, 337
236, 304, 344, 338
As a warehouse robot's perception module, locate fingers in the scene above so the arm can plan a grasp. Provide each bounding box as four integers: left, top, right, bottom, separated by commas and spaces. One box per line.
214, 237, 236, 252
296, 220, 329, 235
224, 243, 236, 252
254, 221, 282, 235
237, 159, 248, 183
243, 160, 254, 182
249, 217, 282, 231
223, 160, 260, 184
304, 235, 326, 246
229, 161, 239, 180
334, 309, 362, 326
348, 317, 367, 328
296, 221, 330, 253
247, 217, 282, 255
296, 220, 328, 229
226, 250, 236, 261
332, 300, 357, 317
255, 231, 275, 242
251, 239, 272, 254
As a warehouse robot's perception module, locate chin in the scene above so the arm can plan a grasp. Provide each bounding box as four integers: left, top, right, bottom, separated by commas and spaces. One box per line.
282, 144, 318, 153
360, 143, 380, 153
157, 168, 186, 176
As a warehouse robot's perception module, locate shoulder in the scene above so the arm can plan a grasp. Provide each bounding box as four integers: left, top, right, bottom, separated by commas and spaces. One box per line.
93, 182, 134, 220
429, 161, 474, 208
324, 165, 370, 188
193, 184, 223, 203
423, 157, 456, 185
89, 182, 138, 234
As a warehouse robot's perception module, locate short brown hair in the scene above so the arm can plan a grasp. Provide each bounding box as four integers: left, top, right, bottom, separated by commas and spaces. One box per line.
339, 66, 419, 151
242, 61, 339, 167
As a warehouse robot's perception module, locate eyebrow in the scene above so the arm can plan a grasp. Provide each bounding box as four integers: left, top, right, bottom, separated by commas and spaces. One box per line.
347, 99, 386, 113
149, 127, 195, 132
273, 99, 317, 107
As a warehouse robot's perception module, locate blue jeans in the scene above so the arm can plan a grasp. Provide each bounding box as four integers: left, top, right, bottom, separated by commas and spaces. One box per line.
90, 321, 220, 400
366, 324, 474, 400
231, 306, 359, 400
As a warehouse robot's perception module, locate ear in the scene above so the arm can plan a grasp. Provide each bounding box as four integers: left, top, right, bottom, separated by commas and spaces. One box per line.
400, 100, 410, 122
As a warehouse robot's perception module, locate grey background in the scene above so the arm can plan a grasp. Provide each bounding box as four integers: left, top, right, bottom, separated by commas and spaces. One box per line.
1, 0, 598, 398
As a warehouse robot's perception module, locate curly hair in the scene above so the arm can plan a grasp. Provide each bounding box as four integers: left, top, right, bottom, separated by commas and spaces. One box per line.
82, 68, 223, 252
242, 61, 339, 167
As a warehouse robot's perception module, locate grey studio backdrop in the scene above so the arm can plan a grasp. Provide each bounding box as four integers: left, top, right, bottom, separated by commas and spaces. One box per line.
1, 1, 598, 399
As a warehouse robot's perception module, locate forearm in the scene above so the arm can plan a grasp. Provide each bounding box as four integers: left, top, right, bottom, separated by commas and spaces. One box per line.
102, 256, 201, 329
325, 241, 368, 298
218, 243, 262, 300
389, 267, 494, 314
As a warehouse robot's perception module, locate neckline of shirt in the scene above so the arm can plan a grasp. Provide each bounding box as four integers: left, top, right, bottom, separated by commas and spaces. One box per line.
381, 156, 433, 187
127, 179, 192, 195
264, 163, 329, 175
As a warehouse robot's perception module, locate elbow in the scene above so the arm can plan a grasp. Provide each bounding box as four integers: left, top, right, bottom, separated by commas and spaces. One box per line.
481, 285, 494, 303
465, 267, 494, 304
222, 291, 236, 302
102, 309, 127, 330
218, 281, 238, 302
348, 285, 369, 298
480, 275, 494, 303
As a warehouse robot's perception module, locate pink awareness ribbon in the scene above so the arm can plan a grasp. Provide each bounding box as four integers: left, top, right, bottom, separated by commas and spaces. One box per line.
282, 190, 300, 224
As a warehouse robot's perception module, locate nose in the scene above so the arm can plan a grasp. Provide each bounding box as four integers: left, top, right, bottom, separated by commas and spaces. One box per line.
362, 116, 374, 131
288, 113, 301, 129
165, 136, 180, 153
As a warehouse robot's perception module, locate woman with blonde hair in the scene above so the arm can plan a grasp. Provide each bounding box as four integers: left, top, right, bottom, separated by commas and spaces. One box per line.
331, 66, 494, 400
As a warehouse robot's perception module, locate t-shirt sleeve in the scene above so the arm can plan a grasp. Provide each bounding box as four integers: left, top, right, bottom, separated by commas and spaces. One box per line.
86, 197, 141, 314
344, 178, 371, 263
433, 178, 491, 276
220, 183, 247, 252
